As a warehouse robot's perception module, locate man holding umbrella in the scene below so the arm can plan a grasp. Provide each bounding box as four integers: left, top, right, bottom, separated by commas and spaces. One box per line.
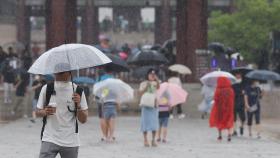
28, 44, 112, 158
36, 68, 88, 158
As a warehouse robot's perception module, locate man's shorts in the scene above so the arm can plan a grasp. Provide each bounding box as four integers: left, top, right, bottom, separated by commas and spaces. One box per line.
39, 141, 78, 158
103, 102, 117, 120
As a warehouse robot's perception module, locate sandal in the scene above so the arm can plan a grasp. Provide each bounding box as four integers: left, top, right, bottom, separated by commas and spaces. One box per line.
156, 138, 161, 142
144, 141, 150, 147
162, 139, 167, 143
151, 141, 157, 147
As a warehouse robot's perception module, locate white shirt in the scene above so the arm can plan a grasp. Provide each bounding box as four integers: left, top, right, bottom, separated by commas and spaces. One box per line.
168, 77, 182, 87
37, 81, 88, 147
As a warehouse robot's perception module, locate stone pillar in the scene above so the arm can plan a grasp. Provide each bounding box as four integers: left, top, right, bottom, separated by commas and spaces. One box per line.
45, 0, 77, 49
176, 0, 208, 82
81, 0, 99, 45
16, 0, 31, 46
154, 0, 172, 44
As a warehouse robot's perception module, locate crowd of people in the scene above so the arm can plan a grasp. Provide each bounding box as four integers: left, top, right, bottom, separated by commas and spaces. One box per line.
202, 73, 263, 141
0, 37, 267, 158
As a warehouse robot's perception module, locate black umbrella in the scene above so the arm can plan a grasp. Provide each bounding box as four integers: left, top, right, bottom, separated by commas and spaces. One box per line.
246, 70, 280, 81
127, 50, 168, 66
208, 42, 225, 53
230, 67, 253, 76
132, 66, 157, 79
104, 54, 129, 72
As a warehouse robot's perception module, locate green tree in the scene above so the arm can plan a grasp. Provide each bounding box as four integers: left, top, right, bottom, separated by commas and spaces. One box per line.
208, 0, 280, 62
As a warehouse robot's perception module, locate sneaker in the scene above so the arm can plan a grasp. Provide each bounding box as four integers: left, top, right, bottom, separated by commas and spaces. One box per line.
178, 114, 186, 119
169, 115, 174, 119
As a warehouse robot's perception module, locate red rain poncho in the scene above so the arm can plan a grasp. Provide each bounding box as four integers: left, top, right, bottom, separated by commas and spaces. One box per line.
209, 77, 235, 130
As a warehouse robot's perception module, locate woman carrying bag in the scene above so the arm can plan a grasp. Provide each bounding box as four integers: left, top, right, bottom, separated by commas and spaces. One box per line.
139, 69, 160, 147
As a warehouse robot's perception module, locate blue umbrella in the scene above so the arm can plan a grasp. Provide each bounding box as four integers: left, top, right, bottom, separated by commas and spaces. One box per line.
73, 76, 95, 84
246, 70, 280, 81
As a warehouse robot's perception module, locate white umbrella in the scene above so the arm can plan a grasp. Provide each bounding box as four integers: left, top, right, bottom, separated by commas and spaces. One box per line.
28, 43, 111, 75
93, 78, 134, 103
200, 71, 236, 86
168, 64, 192, 75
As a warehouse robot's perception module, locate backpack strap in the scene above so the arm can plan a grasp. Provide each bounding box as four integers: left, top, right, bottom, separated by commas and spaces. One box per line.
74, 86, 83, 133
40, 82, 55, 140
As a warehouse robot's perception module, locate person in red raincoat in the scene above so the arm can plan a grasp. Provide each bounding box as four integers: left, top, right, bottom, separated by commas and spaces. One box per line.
209, 77, 235, 142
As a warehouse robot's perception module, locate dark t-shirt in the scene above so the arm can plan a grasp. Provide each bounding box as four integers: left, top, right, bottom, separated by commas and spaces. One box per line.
16, 72, 30, 96
245, 86, 261, 107
3, 66, 15, 83
232, 83, 245, 110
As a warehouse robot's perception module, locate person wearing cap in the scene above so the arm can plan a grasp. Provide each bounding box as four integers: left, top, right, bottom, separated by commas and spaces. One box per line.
36, 64, 88, 158
139, 69, 160, 147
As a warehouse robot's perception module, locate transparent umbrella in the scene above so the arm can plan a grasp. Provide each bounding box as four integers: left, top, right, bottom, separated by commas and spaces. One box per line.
28, 44, 111, 75
200, 71, 236, 86
93, 78, 134, 103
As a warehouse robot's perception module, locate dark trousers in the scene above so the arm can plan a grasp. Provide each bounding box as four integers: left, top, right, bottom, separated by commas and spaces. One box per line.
170, 104, 183, 115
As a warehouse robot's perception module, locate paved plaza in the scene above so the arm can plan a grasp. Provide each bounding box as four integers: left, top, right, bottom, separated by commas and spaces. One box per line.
0, 117, 279, 158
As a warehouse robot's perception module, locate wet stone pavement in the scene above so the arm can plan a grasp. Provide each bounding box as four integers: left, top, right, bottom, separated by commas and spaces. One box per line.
0, 117, 279, 158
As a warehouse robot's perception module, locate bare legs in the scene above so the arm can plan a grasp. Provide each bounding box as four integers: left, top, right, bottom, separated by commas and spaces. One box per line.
100, 118, 107, 140
143, 131, 157, 147
100, 118, 116, 142
107, 118, 115, 141
157, 127, 167, 142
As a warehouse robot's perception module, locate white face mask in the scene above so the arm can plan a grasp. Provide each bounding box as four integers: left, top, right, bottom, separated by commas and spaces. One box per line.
236, 79, 242, 83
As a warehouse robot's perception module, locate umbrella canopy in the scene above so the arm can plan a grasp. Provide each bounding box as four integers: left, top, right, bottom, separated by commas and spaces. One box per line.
230, 67, 253, 75
103, 53, 129, 72
132, 66, 157, 79
93, 78, 134, 103
156, 82, 188, 107
73, 76, 95, 84
168, 64, 192, 75
246, 70, 280, 81
28, 44, 111, 75
200, 71, 236, 86
127, 50, 168, 66
208, 42, 225, 53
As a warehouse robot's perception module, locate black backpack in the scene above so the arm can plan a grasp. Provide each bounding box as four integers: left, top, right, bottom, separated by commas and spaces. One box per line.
40, 82, 83, 140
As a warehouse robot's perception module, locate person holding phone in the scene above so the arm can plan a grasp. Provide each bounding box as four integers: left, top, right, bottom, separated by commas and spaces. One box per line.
139, 69, 160, 147
36, 70, 88, 158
